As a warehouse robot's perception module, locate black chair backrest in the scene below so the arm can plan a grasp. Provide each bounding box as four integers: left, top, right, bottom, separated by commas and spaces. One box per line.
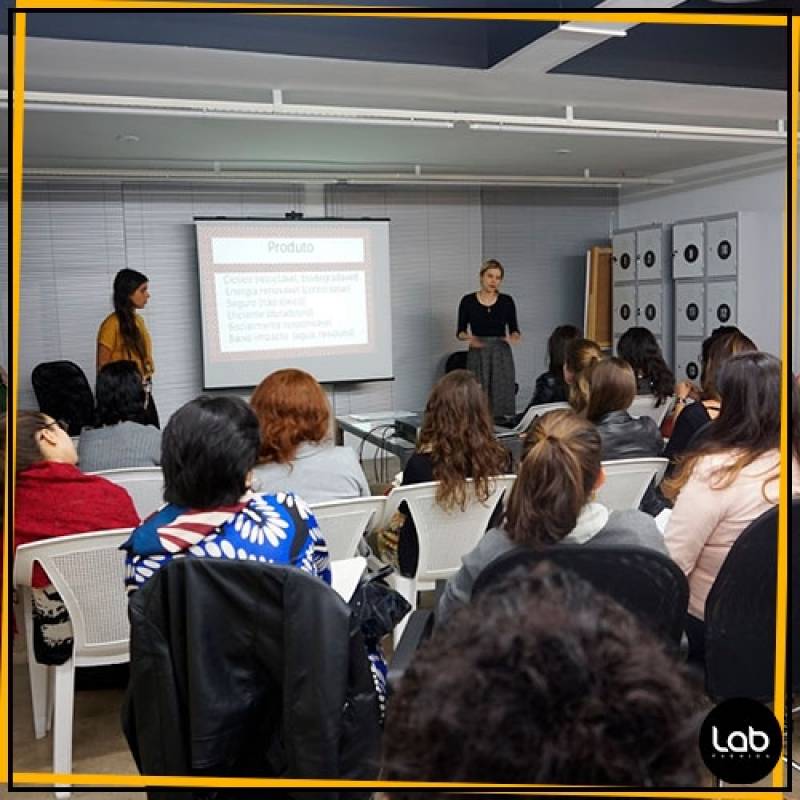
704, 498, 800, 701
31, 360, 95, 436
473, 543, 689, 647
445, 350, 468, 373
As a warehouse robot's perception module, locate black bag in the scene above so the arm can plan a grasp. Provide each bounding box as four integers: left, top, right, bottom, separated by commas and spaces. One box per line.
349, 566, 411, 641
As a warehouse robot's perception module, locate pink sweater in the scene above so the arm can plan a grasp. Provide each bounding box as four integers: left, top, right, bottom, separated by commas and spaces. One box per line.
665, 450, 799, 619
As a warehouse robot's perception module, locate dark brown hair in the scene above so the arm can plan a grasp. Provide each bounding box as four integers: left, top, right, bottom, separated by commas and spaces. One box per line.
250, 369, 330, 464
585, 357, 637, 423
417, 370, 508, 510
382, 562, 705, 792
479, 258, 504, 279
700, 329, 757, 401
4, 410, 50, 473
663, 351, 789, 501
505, 409, 602, 546
112, 268, 150, 371
565, 338, 603, 414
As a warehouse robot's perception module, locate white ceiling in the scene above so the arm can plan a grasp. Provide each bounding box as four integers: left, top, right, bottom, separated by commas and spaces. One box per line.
0, 5, 788, 183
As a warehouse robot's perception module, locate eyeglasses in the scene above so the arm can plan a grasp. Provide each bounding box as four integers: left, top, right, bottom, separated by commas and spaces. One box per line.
39, 419, 68, 434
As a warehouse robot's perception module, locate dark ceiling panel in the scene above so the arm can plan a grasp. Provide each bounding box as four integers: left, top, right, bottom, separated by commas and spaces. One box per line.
2, 2, 604, 69
550, 15, 786, 90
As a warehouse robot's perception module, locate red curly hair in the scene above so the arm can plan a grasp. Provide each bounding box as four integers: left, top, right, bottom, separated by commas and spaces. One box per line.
251, 369, 330, 464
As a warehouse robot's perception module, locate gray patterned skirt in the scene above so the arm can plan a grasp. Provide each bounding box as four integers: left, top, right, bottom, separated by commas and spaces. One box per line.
466, 337, 516, 418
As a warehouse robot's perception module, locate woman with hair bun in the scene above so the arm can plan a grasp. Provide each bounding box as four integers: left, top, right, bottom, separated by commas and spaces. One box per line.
438, 408, 665, 623
97, 268, 159, 427
457, 259, 521, 420
564, 338, 603, 415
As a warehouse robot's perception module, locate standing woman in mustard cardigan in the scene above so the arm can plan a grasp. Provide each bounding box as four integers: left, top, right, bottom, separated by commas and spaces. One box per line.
97, 269, 159, 428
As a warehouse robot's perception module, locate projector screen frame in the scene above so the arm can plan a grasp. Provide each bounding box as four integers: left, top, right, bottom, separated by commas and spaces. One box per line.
193, 215, 394, 390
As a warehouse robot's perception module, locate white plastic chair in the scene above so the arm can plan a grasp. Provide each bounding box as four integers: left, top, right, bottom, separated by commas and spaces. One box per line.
310, 496, 387, 561
597, 458, 668, 511
627, 394, 675, 427
13, 529, 133, 798
381, 475, 516, 640
89, 467, 164, 519
508, 401, 570, 435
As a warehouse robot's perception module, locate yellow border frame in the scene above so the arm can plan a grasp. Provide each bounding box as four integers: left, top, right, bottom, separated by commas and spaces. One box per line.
3, 4, 793, 796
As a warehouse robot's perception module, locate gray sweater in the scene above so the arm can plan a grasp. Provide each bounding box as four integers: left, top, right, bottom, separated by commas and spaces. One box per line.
437, 506, 667, 625
78, 420, 161, 472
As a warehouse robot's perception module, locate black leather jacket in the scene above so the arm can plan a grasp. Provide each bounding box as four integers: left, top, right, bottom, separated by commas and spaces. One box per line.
122, 559, 380, 799
596, 410, 664, 461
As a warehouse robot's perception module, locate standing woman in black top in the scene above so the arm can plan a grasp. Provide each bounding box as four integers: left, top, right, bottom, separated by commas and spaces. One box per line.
457, 259, 521, 419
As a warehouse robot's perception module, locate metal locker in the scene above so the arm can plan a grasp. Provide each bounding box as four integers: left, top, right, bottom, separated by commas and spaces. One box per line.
636, 226, 663, 281
636, 284, 663, 336
706, 216, 738, 278
672, 221, 704, 279
612, 231, 636, 284
675, 339, 703, 384
613, 284, 637, 340
675, 282, 706, 338
706, 281, 737, 334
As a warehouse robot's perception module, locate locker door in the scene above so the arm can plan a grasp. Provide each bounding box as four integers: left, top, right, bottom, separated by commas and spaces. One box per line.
675, 281, 705, 338
613, 284, 637, 340
706, 281, 737, 335
636, 227, 663, 281
675, 339, 703, 384
612, 232, 636, 284
635, 284, 663, 336
672, 222, 704, 279
706, 216, 738, 278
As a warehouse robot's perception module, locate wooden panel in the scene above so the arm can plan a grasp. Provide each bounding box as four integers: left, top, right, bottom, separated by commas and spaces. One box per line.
585, 245, 612, 348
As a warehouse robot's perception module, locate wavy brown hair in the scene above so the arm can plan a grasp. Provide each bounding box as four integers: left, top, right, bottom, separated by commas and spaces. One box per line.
565, 338, 603, 414
699, 329, 757, 401
417, 370, 508, 510
250, 369, 330, 464
505, 409, 602, 547
662, 351, 794, 502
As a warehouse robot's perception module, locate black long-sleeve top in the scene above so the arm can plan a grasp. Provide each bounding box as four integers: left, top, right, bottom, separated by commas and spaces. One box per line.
457, 293, 520, 338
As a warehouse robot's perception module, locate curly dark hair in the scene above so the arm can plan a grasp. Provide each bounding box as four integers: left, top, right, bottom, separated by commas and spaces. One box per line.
417, 370, 509, 510
95, 360, 148, 426
617, 326, 675, 406
382, 562, 706, 794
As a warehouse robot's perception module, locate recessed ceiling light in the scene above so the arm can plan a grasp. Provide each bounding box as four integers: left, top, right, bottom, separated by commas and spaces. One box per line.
116, 134, 140, 144
556, 148, 572, 155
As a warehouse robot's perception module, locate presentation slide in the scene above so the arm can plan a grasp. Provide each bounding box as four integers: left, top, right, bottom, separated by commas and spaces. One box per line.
195, 219, 393, 389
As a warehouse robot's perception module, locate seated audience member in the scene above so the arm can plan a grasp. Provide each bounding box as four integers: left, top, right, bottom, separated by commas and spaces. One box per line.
564, 338, 603, 415
383, 563, 705, 791
8, 411, 139, 664
664, 328, 757, 468
663, 351, 800, 660
437, 409, 665, 623
617, 326, 676, 407
250, 368, 369, 502
526, 324, 580, 407
122, 395, 389, 714
78, 360, 161, 472
586, 357, 663, 460
375, 370, 509, 576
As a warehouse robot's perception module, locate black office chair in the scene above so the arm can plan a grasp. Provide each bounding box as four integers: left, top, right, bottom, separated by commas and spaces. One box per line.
473, 544, 689, 648
31, 360, 95, 436
444, 350, 468, 373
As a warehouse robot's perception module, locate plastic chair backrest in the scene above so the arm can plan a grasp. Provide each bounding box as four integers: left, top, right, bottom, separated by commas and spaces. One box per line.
472, 543, 689, 646
512, 401, 570, 434
311, 496, 387, 561
628, 394, 674, 427
445, 351, 468, 373
89, 467, 164, 519
31, 360, 95, 436
13, 528, 133, 665
383, 475, 516, 582
704, 499, 800, 701
596, 457, 668, 511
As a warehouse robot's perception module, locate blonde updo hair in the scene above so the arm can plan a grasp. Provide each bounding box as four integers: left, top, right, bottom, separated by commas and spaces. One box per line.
504, 409, 602, 547
565, 338, 603, 414
479, 259, 504, 279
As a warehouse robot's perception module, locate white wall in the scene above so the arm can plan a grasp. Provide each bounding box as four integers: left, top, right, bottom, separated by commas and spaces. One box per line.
618, 154, 786, 360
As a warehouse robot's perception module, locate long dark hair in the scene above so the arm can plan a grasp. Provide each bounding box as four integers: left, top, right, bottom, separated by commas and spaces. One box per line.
663, 352, 792, 500
547, 325, 581, 375
113, 268, 149, 369
617, 327, 674, 406
417, 370, 508, 511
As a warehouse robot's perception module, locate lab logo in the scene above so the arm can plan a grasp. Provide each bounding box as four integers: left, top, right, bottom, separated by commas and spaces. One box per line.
699, 698, 782, 784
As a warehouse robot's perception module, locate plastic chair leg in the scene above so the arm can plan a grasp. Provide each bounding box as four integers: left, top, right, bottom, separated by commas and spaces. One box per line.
22, 589, 51, 740
52, 658, 76, 798
390, 574, 417, 645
